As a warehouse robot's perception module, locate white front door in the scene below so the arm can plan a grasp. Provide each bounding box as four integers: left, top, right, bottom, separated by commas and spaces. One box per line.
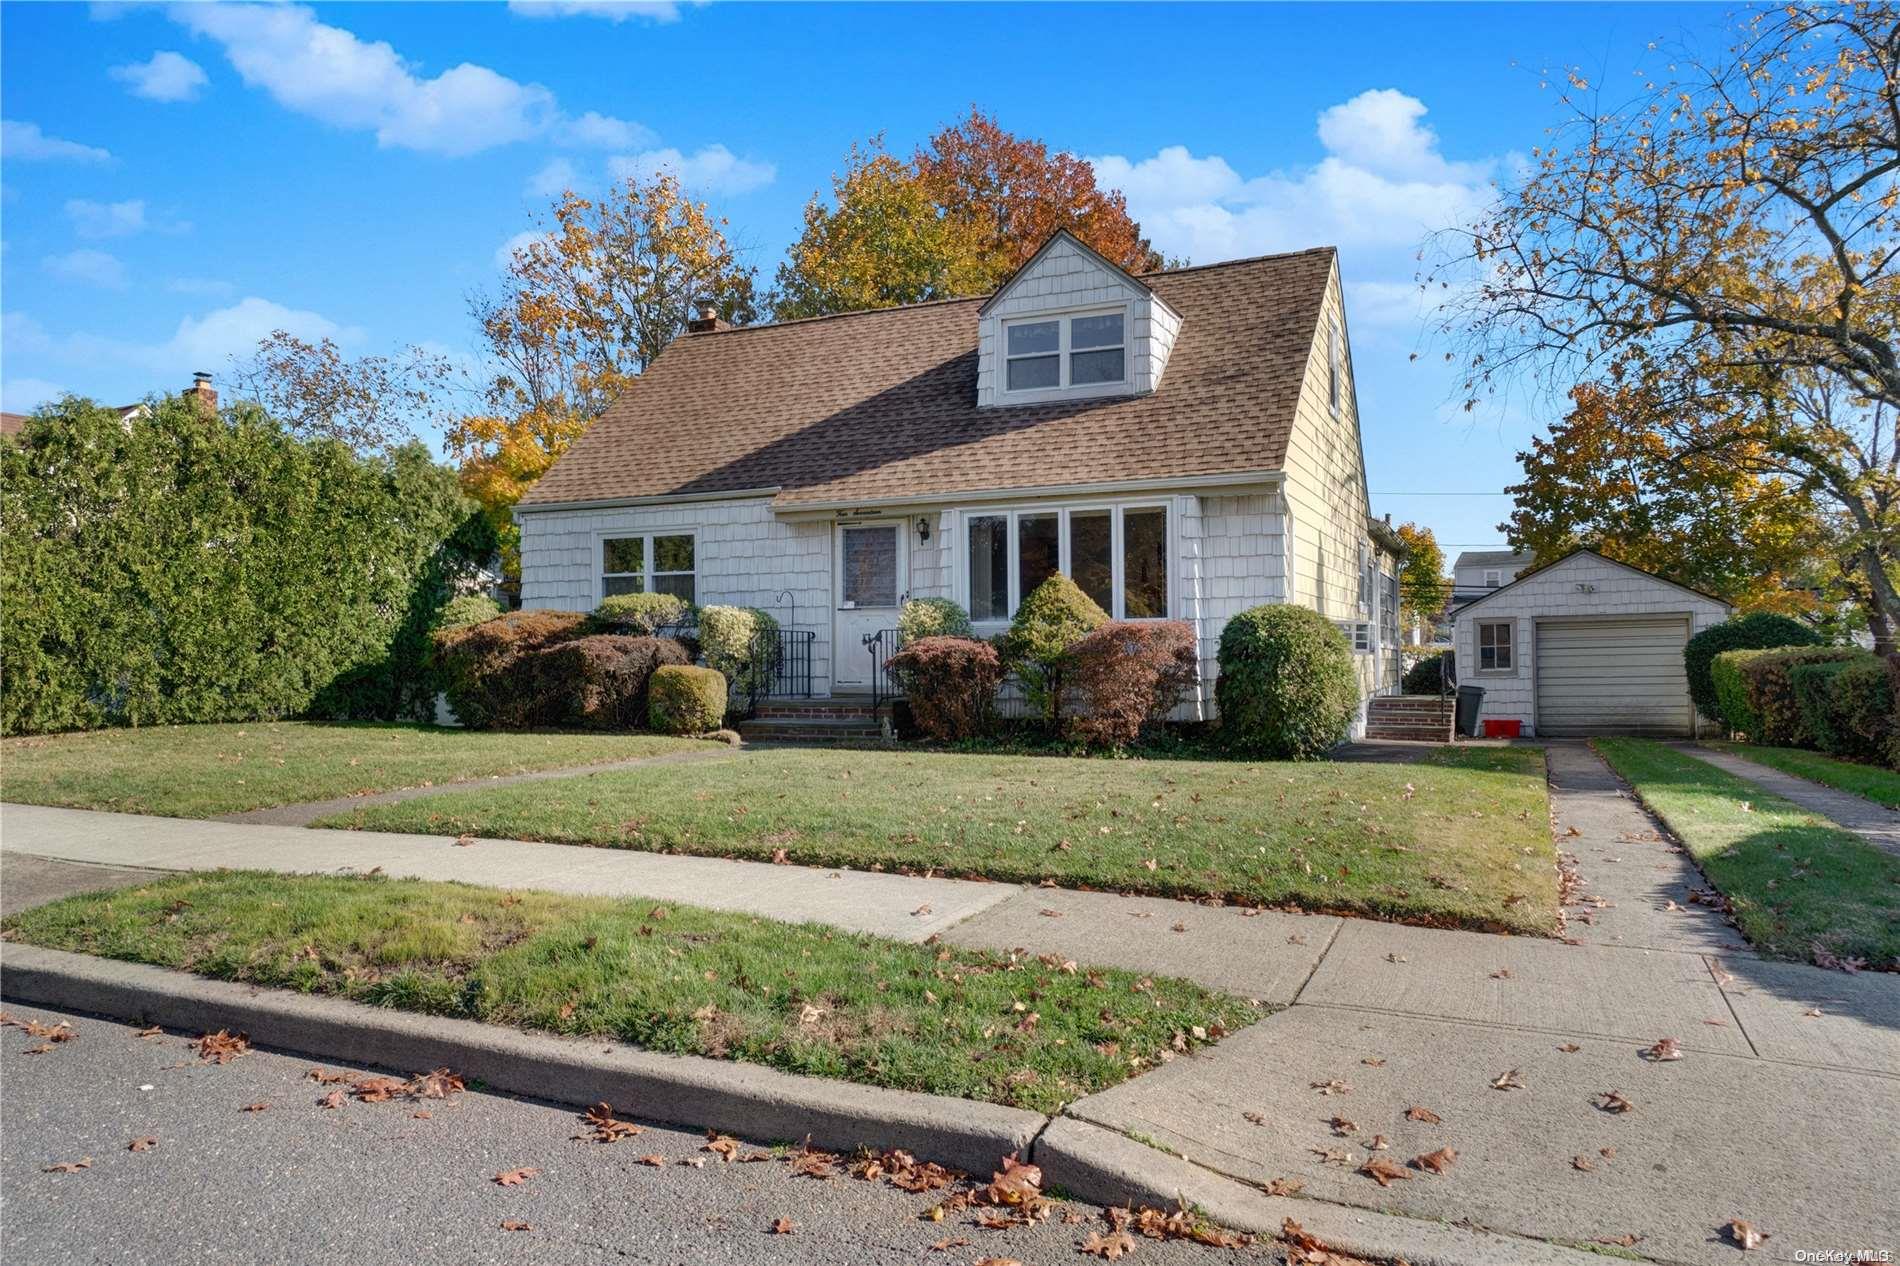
832, 521, 907, 690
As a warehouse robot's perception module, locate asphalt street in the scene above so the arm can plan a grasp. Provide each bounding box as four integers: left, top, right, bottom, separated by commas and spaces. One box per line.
0, 1002, 1282, 1266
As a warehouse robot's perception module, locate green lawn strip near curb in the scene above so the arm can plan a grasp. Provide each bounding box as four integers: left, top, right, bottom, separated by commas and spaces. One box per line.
1594, 738, 1900, 969
0, 722, 714, 818
0, 871, 1256, 1115
1701, 741, 1900, 810
318, 745, 1560, 935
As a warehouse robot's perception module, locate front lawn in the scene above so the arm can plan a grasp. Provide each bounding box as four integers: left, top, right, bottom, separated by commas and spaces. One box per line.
319, 745, 1561, 935
1596, 739, 1900, 969
1702, 741, 1900, 810
0, 871, 1256, 1113
0, 722, 715, 818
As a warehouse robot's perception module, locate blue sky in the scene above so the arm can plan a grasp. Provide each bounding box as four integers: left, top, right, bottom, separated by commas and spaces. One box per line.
1, 0, 1737, 553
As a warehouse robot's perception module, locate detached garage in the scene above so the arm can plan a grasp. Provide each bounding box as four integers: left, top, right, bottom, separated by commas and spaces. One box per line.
1452, 550, 1731, 737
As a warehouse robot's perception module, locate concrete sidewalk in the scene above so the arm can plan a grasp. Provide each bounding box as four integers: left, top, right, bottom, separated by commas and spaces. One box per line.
1675, 741, 1900, 857
5, 743, 1899, 1263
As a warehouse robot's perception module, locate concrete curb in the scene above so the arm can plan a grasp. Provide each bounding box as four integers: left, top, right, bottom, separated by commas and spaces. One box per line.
0, 944, 1043, 1178
1035, 1117, 1620, 1266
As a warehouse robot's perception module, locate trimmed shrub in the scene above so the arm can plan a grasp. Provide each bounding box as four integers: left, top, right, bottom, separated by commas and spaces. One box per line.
648, 664, 726, 734
1401, 654, 1446, 696
1068, 621, 1198, 748
528, 634, 689, 730
698, 605, 780, 703
1828, 656, 1900, 768
1737, 647, 1868, 746
1790, 659, 1857, 756
588, 592, 693, 637
1711, 648, 1771, 737
887, 636, 1004, 741
1, 396, 496, 734
1684, 613, 1821, 722
431, 610, 588, 729
1215, 605, 1358, 759
1001, 575, 1108, 727
438, 594, 502, 631
899, 597, 974, 644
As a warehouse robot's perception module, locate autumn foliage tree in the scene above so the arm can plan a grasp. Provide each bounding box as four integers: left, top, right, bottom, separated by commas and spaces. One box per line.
1432, 3, 1900, 648
1392, 522, 1449, 634
452, 172, 757, 581
231, 331, 458, 453
774, 109, 1163, 319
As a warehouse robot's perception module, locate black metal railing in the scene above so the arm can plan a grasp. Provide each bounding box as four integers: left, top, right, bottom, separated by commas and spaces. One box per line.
864, 627, 902, 713
649, 620, 816, 719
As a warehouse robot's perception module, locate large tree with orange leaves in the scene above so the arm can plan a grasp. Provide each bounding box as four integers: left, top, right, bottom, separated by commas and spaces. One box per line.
451, 172, 756, 584
773, 110, 1163, 319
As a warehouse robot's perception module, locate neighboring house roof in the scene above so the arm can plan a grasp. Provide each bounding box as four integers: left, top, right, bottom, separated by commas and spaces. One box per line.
1453, 549, 1535, 572
1452, 548, 1731, 617
520, 246, 1338, 511
0, 412, 27, 437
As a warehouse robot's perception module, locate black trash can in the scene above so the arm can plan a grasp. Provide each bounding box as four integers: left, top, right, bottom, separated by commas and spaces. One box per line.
1454, 684, 1485, 738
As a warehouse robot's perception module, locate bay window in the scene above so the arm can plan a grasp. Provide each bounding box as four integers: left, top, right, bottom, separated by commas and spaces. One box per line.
963, 503, 1169, 622
602, 532, 696, 603
1003, 309, 1127, 394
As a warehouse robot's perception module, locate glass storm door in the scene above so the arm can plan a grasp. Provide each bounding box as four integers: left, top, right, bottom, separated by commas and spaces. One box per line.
832, 522, 906, 689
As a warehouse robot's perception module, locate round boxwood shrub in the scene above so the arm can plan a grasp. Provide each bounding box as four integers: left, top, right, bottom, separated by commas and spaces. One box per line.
1401, 654, 1446, 696
1001, 575, 1108, 727
899, 597, 973, 644
588, 592, 693, 637
1215, 605, 1358, 759
437, 594, 503, 631
698, 605, 780, 700
1684, 613, 1820, 722
648, 664, 727, 734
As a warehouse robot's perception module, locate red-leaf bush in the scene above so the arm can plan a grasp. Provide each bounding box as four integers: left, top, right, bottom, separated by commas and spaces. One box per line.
531, 634, 690, 730
431, 610, 587, 729
1068, 621, 1198, 747
888, 636, 1004, 741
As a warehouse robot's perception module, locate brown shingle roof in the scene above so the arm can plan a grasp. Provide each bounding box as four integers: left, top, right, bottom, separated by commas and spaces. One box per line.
519, 247, 1336, 510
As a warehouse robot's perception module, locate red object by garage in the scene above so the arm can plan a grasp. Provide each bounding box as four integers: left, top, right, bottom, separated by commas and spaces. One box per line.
1482, 719, 1522, 738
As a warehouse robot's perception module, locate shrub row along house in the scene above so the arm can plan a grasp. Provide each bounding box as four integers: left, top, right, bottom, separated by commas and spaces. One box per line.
515, 231, 1404, 728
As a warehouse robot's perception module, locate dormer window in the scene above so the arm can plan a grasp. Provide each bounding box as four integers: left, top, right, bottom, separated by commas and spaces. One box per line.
1004, 309, 1127, 394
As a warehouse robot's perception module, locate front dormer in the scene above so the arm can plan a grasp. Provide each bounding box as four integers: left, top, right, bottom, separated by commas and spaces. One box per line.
975, 230, 1182, 408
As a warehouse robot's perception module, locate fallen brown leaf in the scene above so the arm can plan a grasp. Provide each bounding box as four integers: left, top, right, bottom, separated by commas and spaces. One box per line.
1080, 1229, 1137, 1259
239, 1102, 269, 1113
317, 1089, 345, 1110
928, 1236, 970, 1251
499, 1219, 531, 1232
1413, 1146, 1456, 1174
1557, 1043, 1582, 1053
1596, 1090, 1635, 1114
1726, 1219, 1768, 1249
702, 1133, 741, 1162
638, 1154, 666, 1167
1310, 1078, 1351, 1096
1490, 1068, 1526, 1090
577, 1102, 643, 1144
42, 1158, 91, 1173
1404, 1105, 1442, 1124
408, 1068, 465, 1099
1263, 1176, 1306, 1197
136, 1025, 163, 1040
1643, 1037, 1684, 1062
1359, 1157, 1413, 1187
127, 1137, 158, 1152
1572, 1155, 1597, 1172
1593, 1232, 1644, 1247
494, 1167, 539, 1186
194, 1030, 249, 1064
769, 1217, 796, 1235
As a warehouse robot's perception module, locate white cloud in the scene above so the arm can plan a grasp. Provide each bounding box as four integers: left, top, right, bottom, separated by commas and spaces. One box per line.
168, 3, 653, 159
110, 50, 210, 102
508, 1, 684, 23
1, 377, 70, 413
4, 299, 361, 384
1087, 89, 1496, 269
526, 157, 576, 198
66, 197, 147, 238
43, 248, 130, 289
1, 120, 112, 163
608, 144, 775, 195
493, 228, 553, 270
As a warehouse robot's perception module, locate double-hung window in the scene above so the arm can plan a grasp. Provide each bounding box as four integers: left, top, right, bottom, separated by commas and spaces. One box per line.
602, 533, 696, 602
965, 503, 1167, 622
1477, 620, 1514, 672
1004, 309, 1126, 394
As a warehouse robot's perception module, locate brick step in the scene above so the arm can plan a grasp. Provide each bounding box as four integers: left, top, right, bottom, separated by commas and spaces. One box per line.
754, 704, 876, 720
738, 717, 886, 743
1364, 726, 1454, 742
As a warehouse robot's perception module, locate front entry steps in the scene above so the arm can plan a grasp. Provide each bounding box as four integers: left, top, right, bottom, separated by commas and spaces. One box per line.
1364, 694, 1455, 742
739, 697, 887, 744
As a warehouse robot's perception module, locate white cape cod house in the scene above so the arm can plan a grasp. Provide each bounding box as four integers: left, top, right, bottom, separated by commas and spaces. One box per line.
516, 231, 1402, 724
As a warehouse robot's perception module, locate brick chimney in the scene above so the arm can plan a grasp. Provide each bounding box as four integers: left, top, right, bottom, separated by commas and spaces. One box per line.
185, 371, 218, 414
685, 298, 728, 335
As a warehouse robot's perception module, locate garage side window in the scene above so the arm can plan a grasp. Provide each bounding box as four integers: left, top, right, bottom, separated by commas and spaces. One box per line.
1477, 620, 1515, 672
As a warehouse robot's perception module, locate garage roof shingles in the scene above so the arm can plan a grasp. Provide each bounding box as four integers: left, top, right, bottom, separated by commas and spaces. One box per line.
519, 247, 1335, 510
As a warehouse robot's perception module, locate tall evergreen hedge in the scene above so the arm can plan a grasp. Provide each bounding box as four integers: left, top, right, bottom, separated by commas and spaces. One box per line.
1, 396, 495, 734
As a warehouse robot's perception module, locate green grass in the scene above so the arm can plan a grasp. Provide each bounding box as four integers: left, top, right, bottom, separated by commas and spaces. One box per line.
318, 745, 1560, 935
0, 871, 1257, 1113
0, 722, 716, 817
1702, 741, 1900, 809
1595, 739, 1900, 969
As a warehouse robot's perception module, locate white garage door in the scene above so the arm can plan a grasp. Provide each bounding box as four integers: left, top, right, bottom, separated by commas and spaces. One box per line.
1536, 616, 1692, 736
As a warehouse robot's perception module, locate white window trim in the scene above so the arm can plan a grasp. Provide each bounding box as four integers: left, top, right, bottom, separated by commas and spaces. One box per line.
1000, 303, 1133, 403
1335, 620, 1371, 654
598, 529, 699, 605
1327, 320, 1342, 416
1483, 568, 1502, 588
958, 498, 1174, 627
1475, 618, 1516, 675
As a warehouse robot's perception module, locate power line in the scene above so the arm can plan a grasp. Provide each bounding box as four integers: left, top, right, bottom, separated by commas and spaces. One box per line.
1372, 491, 1515, 496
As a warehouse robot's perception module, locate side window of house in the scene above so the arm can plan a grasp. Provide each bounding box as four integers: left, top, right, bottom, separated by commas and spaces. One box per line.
602, 534, 696, 603
1477, 620, 1514, 672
